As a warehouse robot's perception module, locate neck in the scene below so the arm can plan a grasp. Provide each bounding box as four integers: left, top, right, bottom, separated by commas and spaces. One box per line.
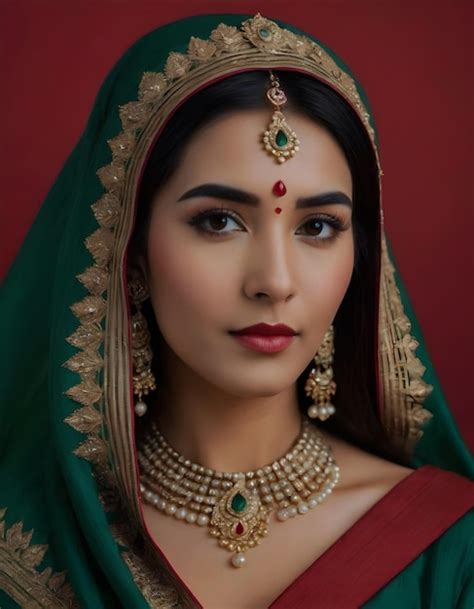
150, 361, 304, 474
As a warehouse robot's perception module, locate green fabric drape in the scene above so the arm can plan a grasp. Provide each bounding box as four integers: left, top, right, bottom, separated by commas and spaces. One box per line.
1, 13, 472, 609
364, 510, 474, 609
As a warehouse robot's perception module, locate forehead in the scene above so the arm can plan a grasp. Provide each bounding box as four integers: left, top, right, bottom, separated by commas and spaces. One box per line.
170, 109, 352, 195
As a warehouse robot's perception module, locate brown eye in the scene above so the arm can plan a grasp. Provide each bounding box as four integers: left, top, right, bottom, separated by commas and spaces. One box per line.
305, 219, 324, 236
208, 213, 229, 231
296, 214, 349, 242
189, 209, 243, 238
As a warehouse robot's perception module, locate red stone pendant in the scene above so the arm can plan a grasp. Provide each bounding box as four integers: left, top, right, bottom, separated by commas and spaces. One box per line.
235, 522, 244, 536
272, 180, 287, 197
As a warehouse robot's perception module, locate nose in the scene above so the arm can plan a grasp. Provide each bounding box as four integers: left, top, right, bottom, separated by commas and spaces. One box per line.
243, 227, 296, 304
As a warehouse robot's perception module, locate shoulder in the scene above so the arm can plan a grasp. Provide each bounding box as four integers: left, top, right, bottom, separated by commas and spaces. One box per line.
321, 429, 415, 491
323, 429, 474, 494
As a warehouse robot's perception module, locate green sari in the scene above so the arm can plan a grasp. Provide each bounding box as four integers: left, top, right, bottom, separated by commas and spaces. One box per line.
1, 13, 472, 609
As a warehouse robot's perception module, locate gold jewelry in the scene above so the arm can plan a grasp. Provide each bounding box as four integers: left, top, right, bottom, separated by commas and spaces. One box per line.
138, 415, 340, 568
262, 71, 300, 163
305, 325, 336, 421
128, 278, 156, 417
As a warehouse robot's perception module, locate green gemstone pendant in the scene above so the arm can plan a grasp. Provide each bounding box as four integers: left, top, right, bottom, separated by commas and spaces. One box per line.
262, 111, 300, 164
209, 479, 270, 567
275, 129, 288, 148
231, 492, 247, 513
262, 72, 300, 163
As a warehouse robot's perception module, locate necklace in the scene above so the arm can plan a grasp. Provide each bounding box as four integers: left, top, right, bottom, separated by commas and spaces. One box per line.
138, 415, 340, 568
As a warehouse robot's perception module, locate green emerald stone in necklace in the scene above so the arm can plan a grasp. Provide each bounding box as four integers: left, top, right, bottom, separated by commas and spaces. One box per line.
258, 27, 271, 40
231, 492, 247, 513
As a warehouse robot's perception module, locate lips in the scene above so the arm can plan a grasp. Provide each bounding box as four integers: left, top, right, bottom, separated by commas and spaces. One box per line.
230, 323, 297, 336
230, 334, 295, 353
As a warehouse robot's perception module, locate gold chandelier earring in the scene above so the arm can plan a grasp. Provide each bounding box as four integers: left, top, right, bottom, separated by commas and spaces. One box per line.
128, 277, 156, 417
304, 324, 336, 421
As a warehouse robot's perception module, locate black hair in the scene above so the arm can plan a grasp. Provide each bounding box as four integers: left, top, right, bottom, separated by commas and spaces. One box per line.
129, 70, 410, 466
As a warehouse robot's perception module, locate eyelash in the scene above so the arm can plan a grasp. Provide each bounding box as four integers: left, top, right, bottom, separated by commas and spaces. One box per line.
188, 207, 349, 242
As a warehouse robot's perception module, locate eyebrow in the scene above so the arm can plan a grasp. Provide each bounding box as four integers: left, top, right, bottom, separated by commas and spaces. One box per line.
177, 183, 352, 209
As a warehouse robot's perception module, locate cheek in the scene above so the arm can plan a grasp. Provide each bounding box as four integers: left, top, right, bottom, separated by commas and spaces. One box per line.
146, 222, 234, 333
305, 236, 354, 322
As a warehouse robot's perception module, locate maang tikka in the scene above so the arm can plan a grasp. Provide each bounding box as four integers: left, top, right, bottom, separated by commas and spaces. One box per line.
262, 71, 300, 163
128, 277, 156, 417
304, 325, 337, 421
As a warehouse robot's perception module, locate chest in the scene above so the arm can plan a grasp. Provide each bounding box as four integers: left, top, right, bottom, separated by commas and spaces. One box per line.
142, 483, 389, 609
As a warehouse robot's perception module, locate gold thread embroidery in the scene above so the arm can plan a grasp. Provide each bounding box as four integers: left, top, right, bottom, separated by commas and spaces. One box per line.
122, 541, 198, 609
85, 228, 115, 268
70, 295, 106, 324
66, 323, 103, 350
0, 508, 79, 608
65, 376, 102, 406
138, 72, 168, 102
379, 235, 434, 456
63, 349, 103, 376
64, 406, 103, 434
91, 193, 122, 229
73, 436, 108, 464
76, 266, 109, 295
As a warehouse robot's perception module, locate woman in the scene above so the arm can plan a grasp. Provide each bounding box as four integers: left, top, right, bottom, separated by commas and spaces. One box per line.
0, 12, 472, 609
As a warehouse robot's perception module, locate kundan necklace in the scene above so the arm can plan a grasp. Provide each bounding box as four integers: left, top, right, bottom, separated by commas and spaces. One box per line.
138, 415, 340, 568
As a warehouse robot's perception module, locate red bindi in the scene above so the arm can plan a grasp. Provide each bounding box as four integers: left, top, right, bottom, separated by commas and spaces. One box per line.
274, 207, 282, 214
272, 180, 287, 197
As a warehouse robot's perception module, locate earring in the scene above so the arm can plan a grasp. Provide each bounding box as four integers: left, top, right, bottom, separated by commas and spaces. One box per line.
128, 278, 156, 417
304, 325, 336, 421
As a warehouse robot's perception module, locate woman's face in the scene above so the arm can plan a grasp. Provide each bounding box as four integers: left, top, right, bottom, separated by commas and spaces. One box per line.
144, 109, 353, 398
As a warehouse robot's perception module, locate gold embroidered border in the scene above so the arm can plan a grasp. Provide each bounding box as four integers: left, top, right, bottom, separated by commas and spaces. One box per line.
0, 508, 79, 609
62, 13, 433, 606
121, 545, 198, 609
379, 235, 434, 456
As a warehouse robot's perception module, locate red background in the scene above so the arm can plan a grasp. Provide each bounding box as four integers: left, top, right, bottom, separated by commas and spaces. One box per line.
1, 1, 473, 451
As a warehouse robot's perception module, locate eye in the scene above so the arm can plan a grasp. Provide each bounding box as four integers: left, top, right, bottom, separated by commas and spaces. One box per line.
188, 208, 244, 238
188, 208, 348, 241
297, 216, 346, 241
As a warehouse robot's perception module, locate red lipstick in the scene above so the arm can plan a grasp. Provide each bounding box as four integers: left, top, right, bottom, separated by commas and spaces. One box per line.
229, 323, 298, 353
231, 323, 297, 336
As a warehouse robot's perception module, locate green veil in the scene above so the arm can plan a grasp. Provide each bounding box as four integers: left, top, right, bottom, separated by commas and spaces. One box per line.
1, 13, 472, 609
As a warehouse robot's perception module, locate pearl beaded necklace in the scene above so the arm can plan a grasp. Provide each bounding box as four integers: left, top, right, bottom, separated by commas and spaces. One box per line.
138, 415, 340, 568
